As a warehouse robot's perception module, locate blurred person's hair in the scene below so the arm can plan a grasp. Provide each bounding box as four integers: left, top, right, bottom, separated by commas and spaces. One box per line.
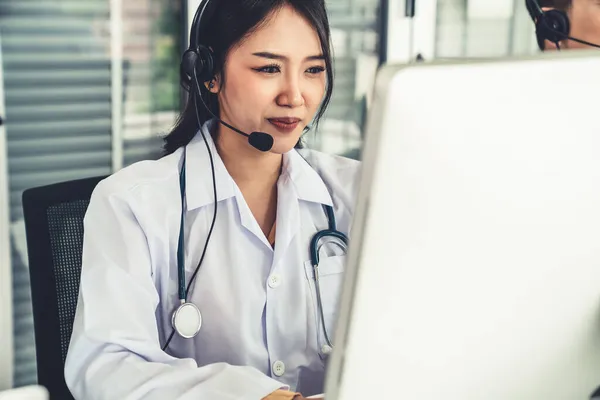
539, 0, 571, 10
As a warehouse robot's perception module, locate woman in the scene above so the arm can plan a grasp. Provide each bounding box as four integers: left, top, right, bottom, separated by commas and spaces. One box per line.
64, 0, 360, 399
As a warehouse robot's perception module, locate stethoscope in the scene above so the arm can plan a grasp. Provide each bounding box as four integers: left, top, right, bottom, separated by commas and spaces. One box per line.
163, 145, 349, 354
310, 204, 349, 355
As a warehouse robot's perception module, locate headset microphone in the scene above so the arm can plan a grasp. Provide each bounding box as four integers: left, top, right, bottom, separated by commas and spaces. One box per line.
189, 67, 274, 152
248, 132, 275, 152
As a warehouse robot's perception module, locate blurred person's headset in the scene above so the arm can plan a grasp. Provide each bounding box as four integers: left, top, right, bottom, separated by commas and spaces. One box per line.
525, 0, 600, 50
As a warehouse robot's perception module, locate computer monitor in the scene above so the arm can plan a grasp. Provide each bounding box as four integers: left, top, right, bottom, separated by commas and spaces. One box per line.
326, 51, 600, 400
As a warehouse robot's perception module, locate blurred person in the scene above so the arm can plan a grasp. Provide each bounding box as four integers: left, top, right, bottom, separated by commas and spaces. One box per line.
526, 0, 600, 50
64, 0, 360, 399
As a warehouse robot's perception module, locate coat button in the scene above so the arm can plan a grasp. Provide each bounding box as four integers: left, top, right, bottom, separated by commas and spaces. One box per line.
268, 274, 281, 288
272, 360, 285, 377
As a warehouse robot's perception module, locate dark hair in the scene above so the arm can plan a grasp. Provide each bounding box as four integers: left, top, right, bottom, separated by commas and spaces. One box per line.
163, 0, 334, 155
539, 0, 571, 10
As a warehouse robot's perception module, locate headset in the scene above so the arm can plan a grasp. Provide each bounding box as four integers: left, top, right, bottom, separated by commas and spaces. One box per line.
180, 0, 274, 152
525, 0, 600, 50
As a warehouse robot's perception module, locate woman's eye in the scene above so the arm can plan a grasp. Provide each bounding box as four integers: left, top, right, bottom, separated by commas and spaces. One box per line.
306, 66, 325, 74
254, 65, 281, 74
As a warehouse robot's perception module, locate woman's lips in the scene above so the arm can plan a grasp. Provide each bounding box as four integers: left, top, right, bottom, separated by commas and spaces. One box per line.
268, 118, 300, 133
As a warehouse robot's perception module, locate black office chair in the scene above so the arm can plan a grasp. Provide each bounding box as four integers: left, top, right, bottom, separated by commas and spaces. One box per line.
22, 176, 107, 400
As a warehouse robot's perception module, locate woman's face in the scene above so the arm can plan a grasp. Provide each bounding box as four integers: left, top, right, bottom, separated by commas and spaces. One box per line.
542, 0, 600, 50
566, 0, 600, 49
210, 4, 328, 154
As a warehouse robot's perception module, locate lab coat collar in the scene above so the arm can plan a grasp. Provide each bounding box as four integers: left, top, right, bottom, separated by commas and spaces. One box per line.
184, 119, 334, 211
184, 119, 237, 211
283, 149, 333, 207
273, 149, 333, 262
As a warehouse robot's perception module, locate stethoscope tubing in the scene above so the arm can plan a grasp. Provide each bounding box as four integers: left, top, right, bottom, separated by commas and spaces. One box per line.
310, 206, 349, 349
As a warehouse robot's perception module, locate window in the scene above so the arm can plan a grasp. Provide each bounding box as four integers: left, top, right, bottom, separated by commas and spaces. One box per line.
1, 0, 113, 385
1, 30, 13, 390
434, 0, 538, 59
122, 0, 183, 167
307, 0, 384, 159
0, 0, 182, 386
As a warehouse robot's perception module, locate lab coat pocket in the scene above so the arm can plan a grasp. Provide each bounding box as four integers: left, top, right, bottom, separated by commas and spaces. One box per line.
304, 255, 347, 344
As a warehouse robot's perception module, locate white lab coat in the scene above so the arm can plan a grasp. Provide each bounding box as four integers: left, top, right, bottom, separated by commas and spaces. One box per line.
64, 119, 361, 400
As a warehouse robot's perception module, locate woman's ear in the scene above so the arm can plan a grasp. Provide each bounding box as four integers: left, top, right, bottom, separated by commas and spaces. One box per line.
204, 75, 221, 93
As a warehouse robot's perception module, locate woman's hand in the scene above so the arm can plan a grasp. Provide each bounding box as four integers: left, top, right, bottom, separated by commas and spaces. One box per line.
262, 389, 325, 399
263, 389, 304, 399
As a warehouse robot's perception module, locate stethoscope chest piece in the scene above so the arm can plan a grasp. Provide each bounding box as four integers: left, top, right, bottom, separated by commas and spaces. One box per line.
172, 302, 202, 339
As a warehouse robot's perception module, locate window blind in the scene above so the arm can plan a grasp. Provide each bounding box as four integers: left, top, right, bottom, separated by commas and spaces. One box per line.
0, 31, 15, 391
0, 0, 112, 386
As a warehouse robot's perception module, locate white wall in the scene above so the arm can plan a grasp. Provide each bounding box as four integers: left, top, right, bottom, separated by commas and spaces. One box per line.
0, 33, 14, 391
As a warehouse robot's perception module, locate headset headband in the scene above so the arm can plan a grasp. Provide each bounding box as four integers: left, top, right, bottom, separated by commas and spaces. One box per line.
181, 0, 215, 86
526, 0, 545, 20
190, 0, 212, 51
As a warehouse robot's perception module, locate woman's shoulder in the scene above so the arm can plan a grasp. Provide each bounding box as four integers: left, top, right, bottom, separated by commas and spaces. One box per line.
92, 149, 181, 204
297, 148, 361, 181
297, 148, 362, 212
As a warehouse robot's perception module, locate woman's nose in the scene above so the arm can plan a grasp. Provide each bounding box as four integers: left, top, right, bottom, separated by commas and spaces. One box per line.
276, 78, 305, 108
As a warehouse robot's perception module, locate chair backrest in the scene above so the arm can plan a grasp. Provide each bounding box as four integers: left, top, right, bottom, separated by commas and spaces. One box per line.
22, 176, 106, 400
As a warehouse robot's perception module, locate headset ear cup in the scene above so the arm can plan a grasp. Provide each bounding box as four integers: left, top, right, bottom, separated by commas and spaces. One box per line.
195, 45, 215, 84
536, 28, 547, 50
525, 0, 537, 21
180, 49, 198, 90
537, 9, 571, 46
